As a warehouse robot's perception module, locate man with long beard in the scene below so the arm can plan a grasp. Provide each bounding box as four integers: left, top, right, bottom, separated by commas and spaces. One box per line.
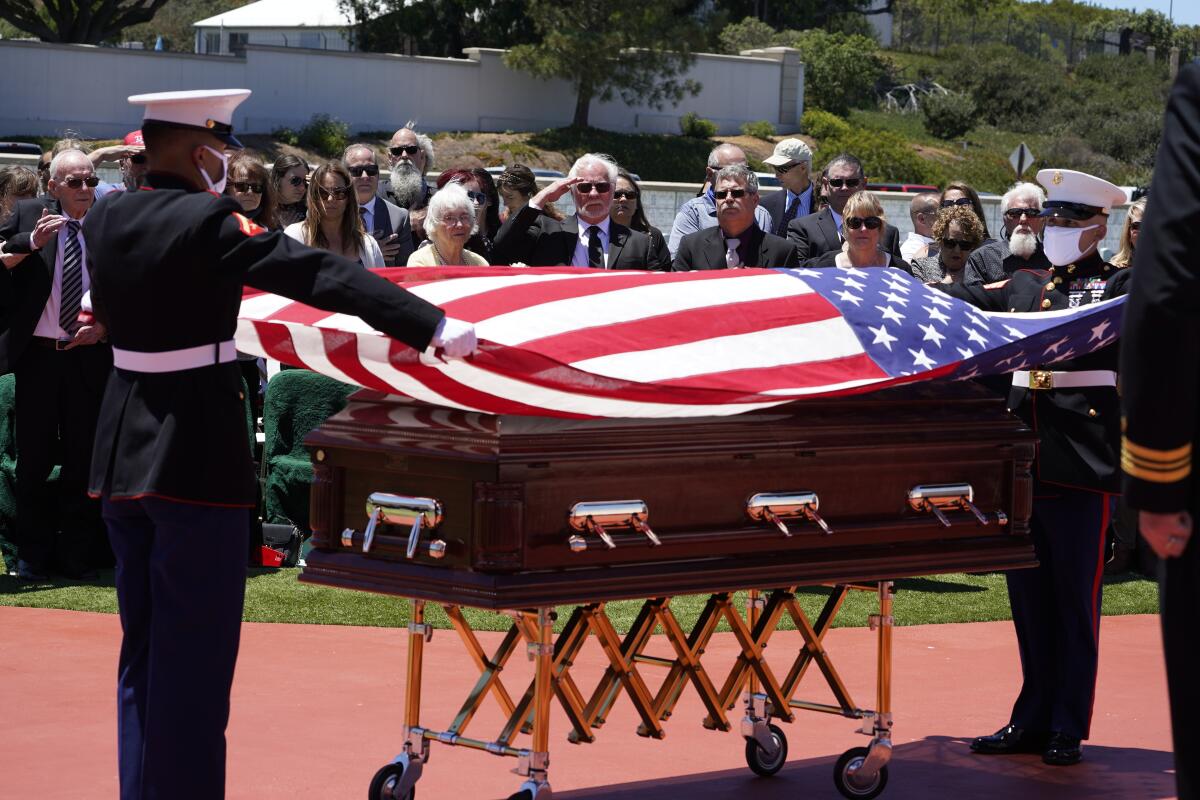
964, 181, 1051, 284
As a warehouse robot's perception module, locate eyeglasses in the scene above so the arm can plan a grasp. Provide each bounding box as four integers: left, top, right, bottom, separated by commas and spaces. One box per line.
575, 181, 611, 195
774, 162, 802, 174
845, 216, 882, 230
60, 175, 99, 189
714, 188, 748, 200
231, 181, 263, 194
317, 185, 351, 201
466, 189, 488, 206
826, 178, 861, 190
941, 238, 977, 251
347, 164, 379, 177
941, 197, 973, 208
1129, 221, 1141, 231
1003, 207, 1039, 220
389, 145, 421, 157
613, 190, 638, 200
287, 175, 307, 188
130, 153, 147, 165
443, 214, 474, 228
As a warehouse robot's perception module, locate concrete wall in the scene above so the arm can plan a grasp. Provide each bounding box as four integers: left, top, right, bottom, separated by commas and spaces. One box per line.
0, 40, 804, 139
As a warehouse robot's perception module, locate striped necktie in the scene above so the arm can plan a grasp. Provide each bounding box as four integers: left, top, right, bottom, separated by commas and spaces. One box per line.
59, 219, 83, 336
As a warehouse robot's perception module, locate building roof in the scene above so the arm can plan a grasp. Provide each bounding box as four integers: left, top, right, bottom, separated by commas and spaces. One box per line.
193, 0, 354, 29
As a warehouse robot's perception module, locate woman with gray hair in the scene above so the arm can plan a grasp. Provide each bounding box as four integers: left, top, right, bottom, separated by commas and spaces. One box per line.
407, 182, 490, 266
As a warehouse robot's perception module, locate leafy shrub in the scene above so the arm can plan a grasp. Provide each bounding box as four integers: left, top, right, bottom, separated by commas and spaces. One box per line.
299, 114, 350, 157
529, 126, 712, 182
1036, 135, 1126, 184
801, 109, 851, 140
788, 30, 890, 116
933, 44, 1065, 132
815, 127, 945, 187
679, 111, 718, 139
497, 141, 540, 162
271, 126, 300, 147
740, 120, 776, 140
921, 91, 978, 140
719, 16, 777, 54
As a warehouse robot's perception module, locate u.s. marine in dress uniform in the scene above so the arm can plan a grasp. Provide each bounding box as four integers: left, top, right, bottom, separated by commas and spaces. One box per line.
1120, 62, 1200, 800
938, 168, 1129, 767
83, 89, 477, 800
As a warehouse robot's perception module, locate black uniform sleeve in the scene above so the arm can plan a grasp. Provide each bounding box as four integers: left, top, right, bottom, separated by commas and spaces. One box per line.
1119, 64, 1200, 512
936, 279, 1007, 311
213, 210, 445, 352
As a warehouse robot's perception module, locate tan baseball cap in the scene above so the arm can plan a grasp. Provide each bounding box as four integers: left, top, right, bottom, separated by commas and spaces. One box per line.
763, 138, 813, 167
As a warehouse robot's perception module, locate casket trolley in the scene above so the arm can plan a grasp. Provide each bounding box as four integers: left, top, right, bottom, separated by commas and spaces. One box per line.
299, 383, 1037, 799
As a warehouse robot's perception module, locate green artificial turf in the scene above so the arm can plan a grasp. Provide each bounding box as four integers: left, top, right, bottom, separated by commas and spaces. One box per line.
0, 567, 1159, 634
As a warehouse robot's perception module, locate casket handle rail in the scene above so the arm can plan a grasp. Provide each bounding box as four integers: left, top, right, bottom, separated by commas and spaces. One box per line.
340, 492, 446, 559
907, 483, 1005, 528
567, 500, 659, 551
746, 491, 833, 536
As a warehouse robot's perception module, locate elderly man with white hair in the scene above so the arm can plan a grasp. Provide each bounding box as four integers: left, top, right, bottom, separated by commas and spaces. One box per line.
0, 148, 112, 580
407, 183, 490, 267
667, 142, 773, 257
963, 181, 1050, 284
490, 152, 667, 269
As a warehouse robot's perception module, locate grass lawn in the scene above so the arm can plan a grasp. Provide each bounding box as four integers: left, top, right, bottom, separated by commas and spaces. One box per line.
0, 567, 1158, 634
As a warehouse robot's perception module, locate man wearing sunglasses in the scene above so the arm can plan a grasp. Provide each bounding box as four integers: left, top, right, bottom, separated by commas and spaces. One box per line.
386, 127, 434, 211
963, 182, 1051, 285
672, 164, 797, 271
761, 138, 815, 237
666, 143, 773, 258
94, 130, 149, 199
491, 152, 667, 270
0, 149, 112, 582
344, 143, 414, 266
786, 153, 903, 266
940, 168, 1129, 768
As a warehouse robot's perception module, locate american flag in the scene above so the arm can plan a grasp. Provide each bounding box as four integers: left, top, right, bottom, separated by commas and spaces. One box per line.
236, 266, 1125, 419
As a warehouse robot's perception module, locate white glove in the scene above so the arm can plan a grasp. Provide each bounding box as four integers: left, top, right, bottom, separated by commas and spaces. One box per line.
431, 316, 478, 359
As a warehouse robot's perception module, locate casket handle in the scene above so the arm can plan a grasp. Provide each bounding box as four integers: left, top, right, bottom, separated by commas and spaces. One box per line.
568, 500, 658, 551
746, 492, 833, 536
907, 483, 990, 527
359, 492, 445, 558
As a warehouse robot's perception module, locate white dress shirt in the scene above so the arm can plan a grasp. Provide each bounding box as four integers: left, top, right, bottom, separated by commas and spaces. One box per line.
34, 215, 91, 339
572, 216, 611, 268
900, 231, 934, 263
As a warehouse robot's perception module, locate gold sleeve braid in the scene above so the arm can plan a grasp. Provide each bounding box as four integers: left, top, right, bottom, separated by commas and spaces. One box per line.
1121, 437, 1193, 483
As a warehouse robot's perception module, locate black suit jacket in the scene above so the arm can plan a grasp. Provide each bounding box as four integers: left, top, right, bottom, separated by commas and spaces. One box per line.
672, 225, 797, 271
490, 204, 667, 270
760, 184, 814, 237
786, 207, 902, 266
0, 197, 64, 374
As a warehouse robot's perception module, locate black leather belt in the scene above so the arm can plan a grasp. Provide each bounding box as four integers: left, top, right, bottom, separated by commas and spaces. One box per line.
30, 336, 72, 351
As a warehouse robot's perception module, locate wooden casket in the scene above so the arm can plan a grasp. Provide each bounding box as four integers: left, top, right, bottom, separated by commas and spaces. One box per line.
300, 380, 1037, 607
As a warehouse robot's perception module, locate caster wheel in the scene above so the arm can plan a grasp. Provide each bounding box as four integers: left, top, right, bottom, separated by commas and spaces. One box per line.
833, 746, 888, 799
744, 723, 788, 777
368, 763, 415, 800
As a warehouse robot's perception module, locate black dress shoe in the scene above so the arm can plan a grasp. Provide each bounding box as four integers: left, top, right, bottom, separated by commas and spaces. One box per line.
970, 724, 1049, 755
1042, 732, 1082, 766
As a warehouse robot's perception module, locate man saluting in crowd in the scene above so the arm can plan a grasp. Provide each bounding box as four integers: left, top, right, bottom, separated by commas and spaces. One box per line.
82, 89, 477, 800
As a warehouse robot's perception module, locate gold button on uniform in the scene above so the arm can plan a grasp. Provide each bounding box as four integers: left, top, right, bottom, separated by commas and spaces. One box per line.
1054, 276, 1063, 285
1068, 264, 1077, 274
1041, 298, 1052, 309
238, 391, 245, 400
1088, 408, 1098, 418
1045, 282, 1055, 291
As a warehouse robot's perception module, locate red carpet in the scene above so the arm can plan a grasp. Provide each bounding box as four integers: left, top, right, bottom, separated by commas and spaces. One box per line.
0, 606, 1175, 799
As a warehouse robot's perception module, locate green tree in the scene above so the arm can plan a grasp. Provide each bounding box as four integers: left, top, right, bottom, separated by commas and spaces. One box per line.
504, 0, 704, 129
123, 0, 249, 52
0, 0, 171, 43
788, 29, 890, 116
340, 0, 534, 58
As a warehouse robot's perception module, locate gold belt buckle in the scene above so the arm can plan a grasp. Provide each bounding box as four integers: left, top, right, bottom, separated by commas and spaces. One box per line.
1029, 369, 1054, 390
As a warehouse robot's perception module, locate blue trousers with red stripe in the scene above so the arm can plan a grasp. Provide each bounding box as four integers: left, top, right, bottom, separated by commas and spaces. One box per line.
1006, 482, 1109, 740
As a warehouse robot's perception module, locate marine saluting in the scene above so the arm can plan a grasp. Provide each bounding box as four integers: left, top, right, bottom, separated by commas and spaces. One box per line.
81, 88, 478, 800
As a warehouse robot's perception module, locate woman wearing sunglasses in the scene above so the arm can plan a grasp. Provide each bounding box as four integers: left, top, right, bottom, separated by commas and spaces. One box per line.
224, 153, 279, 230
1110, 197, 1146, 268
939, 181, 992, 240
284, 161, 383, 267
609, 169, 671, 269
809, 191, 909, 271
910, 206, 985, 284
271, 154, 309, 227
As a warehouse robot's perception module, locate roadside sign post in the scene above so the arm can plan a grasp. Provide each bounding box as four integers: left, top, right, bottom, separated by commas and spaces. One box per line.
1010, 143, 1035, 178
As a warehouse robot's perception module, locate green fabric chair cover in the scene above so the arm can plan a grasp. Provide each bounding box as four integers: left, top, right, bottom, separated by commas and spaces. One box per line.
261, 369, 356, 531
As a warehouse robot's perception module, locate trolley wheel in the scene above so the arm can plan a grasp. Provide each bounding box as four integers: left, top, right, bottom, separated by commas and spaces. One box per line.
833, 746, 888, 799
744, 723, 788, 777
368, 763, 415, 800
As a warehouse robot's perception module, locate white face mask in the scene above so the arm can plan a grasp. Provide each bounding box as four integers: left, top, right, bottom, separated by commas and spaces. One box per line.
1042, 223, 1100, 266
197, 145, 228, 194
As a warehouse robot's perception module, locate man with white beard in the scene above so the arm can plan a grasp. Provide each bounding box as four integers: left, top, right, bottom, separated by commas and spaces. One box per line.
963, 182, 1050, 284
386, 126, 434, 242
